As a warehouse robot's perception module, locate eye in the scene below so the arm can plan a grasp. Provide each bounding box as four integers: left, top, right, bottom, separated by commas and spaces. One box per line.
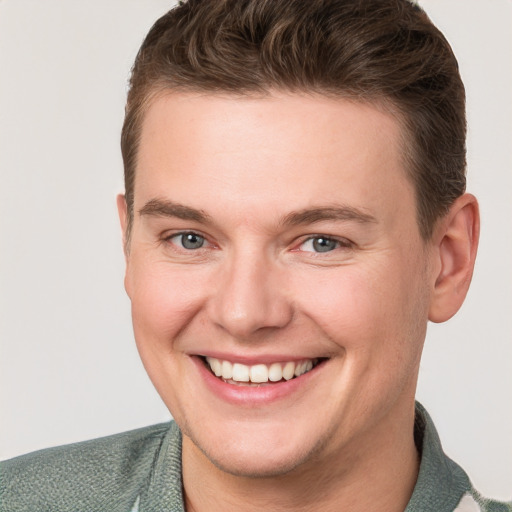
299, 236, 349, 253
168, 232, 206, 250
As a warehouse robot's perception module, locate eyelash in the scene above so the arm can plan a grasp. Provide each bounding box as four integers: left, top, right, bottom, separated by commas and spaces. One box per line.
296, 235, 353, 254
163, 231, 211, 251
162, 231, 353, 255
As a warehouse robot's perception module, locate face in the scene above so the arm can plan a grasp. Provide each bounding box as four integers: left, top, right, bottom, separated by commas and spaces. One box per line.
120, 92, 436, 478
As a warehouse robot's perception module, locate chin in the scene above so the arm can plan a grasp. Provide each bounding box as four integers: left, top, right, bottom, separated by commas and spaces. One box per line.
198, 442, 312, 479
182, 418, 327, 479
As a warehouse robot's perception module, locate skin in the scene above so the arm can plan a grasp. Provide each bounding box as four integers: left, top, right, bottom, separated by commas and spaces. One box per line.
117, 91, 479, 512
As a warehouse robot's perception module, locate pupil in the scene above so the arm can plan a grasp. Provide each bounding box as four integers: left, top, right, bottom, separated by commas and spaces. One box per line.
182, 233, 204, 249
313, 237, 336, 253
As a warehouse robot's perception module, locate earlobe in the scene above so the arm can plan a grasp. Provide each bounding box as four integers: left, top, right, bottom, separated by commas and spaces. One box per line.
428, 194, 480, 323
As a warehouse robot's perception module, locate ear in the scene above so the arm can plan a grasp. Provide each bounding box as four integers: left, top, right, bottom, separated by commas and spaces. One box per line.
116, 194, 134, 299
428, 193, 480, 323
116, 194, 129, 259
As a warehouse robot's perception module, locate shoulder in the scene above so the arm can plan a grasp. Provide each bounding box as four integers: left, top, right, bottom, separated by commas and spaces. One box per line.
0, 422, 178, 512
409, 403, 511, 512
455, 491, 512, 512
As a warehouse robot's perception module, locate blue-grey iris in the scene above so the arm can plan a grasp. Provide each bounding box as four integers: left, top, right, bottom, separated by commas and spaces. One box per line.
182, 233, 205, 249
313, 237, 337, 253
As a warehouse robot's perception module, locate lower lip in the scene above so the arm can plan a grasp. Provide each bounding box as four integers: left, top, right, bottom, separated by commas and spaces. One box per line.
191, 356, 326, 406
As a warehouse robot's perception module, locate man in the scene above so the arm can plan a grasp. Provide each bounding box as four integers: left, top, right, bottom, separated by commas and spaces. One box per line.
1, 1, 510, 511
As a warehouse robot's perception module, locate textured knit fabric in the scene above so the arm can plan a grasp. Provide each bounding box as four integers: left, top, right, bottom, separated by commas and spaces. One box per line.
1, 422, 184, 512
1, 403, 510, 511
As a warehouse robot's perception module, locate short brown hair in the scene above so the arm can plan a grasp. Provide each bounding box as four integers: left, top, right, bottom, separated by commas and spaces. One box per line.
121, 0, 466, 240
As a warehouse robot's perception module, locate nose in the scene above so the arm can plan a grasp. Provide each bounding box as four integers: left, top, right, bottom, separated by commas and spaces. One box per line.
208, 249, 293, 339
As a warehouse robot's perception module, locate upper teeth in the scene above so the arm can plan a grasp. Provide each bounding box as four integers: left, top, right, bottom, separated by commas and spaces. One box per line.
205, 357, 316, 383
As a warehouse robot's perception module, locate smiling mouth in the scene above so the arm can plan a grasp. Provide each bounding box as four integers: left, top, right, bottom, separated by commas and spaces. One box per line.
201, 356, 325, 386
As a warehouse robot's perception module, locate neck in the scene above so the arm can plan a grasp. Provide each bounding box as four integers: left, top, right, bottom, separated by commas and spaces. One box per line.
182, 403, 420, 512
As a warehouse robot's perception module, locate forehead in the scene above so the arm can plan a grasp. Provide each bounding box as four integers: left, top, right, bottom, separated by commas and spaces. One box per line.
134, 91, 415, 229
138, 91, 401, 164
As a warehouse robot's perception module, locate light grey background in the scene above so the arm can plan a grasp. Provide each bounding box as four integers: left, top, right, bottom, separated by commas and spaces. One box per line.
1, 0, 510, 500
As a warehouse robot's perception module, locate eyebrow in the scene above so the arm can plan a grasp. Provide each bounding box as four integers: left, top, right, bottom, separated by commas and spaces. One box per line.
139, 198, 212, 224
139, 198, 377, 227
281, 206, 377, 227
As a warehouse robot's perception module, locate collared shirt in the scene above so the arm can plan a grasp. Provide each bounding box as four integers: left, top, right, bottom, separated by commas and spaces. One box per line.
1, 403, 510, 511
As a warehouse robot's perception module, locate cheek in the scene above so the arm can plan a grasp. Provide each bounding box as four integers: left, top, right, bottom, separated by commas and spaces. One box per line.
126, 261, 211, 412
291, 268, 386, 337
292, 260, 427, 354
127, 260, 208, 346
